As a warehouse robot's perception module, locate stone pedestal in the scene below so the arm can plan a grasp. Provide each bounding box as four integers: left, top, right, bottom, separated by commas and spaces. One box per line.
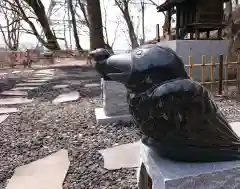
103, 79, 129, 116
95, 79, 131, 124
138, 122, 240, 189
158, 40, 229, 81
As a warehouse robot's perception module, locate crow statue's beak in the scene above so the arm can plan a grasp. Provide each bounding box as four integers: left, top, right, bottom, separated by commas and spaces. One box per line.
89, 49, 132, 84
104, 53, 132, 84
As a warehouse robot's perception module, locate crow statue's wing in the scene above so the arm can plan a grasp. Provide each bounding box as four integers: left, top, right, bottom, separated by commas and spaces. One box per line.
136, 79, 240, 162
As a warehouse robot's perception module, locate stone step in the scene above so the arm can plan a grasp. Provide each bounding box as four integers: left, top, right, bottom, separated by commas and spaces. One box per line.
0, 97, 33, 105
34, 73, 54, 76
84, 83, 100, 88
11, 86, 38, 91
1, 90, 28, 96
52, 84, 69, 89
24, 79, 49, 83
35, 69, 55, 74
31, 78, 53, 81
16, 83, 44, 87
0, 107, 19, 114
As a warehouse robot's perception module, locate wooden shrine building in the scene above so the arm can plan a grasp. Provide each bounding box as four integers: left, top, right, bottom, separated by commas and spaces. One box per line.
157, 0, 230, 40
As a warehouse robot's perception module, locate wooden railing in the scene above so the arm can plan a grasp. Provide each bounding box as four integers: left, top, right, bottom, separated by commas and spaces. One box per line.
186, 54, 240, 95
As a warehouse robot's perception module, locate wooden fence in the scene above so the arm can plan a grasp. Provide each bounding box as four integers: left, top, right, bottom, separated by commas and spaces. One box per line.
186, 55, 240, 96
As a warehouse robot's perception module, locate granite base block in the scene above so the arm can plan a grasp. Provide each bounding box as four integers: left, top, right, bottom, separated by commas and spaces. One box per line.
102, 80, 129, 116
95, 108, 132, 125
139, 142, 240, 189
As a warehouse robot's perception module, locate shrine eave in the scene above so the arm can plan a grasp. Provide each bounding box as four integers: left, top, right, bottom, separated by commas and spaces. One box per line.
157, 0, 191, 12
157, 0, 231, 12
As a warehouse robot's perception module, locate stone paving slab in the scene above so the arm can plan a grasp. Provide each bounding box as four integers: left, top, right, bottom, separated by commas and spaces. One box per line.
68, 80, 82, 85
52, 91, 80, 104
33, 73, 54, 76
31, 77, 53, 80
52, 84, 69, 89
6, 149, 70, 189
11, 86, 38, 91
0, 114, 9, 124
11, 71, 21, 74
16, 83, 44, 87
35, 69, 55, 75
1, 90, 28, 96
84, 83, 101, 88
99, 141, 141, 170
0, 107, 19, 114
24, 79, 49, 83
0, 98, 33, 105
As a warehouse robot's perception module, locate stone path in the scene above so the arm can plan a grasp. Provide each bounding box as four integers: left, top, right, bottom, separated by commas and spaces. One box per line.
0, 68, 81, 124
0, 69, 55, 124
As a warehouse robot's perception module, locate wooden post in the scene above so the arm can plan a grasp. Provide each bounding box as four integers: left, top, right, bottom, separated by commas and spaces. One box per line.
237, 54, 240, 91
206, 31, 210, 39
189, 56, 193, 79
176, 6, 180, 39
167, 9, 172, 40
156, 24, 160, 42
218, 55, 224, 95
210, 56, 215, 90
217, 29, 222, 39
190, 32, 193, 39
195, 29, 200, 39
202, 55, 205, 84
224, 56, 229, 95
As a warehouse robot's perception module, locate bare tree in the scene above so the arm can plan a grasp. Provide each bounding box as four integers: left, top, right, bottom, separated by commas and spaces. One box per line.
85, 0, 105, 50
2, 0, 60, 50
0, 0, 21, 50
77, 0, 89, 28
22, 0, 60, 50
101, 0, 120, 48
77, 0, 116, 50
68, 0, 83, 50
115, 0, 139, 48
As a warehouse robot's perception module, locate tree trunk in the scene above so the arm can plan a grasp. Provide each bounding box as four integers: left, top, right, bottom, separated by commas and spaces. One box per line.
23, 0, 60, 50
226, 0, 233, 54
123, 8, 139, 48
115, 0, 139, 48
86, 0, 105, 50
69, 0, 82, 51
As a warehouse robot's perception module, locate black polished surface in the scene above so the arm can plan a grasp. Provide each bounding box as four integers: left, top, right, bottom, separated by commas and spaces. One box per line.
93, 44, 240, 162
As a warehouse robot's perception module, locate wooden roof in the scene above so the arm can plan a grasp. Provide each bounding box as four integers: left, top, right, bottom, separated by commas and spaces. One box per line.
157, 0, 192, 12
157, 0, 230, 12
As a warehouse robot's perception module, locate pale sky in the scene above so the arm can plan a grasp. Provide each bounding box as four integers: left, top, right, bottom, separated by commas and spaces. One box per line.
0, 0, 165, 51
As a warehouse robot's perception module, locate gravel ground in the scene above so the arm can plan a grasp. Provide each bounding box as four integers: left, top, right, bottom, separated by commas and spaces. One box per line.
0, 66, 139, 189
1, 66, 240, 189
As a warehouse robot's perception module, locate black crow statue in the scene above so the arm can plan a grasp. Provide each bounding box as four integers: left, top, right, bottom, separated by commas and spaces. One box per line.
88, 48, 113, 80
90, 44, 240, 162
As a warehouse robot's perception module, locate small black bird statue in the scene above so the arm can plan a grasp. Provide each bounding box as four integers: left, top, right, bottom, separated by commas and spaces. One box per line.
90, 45, 240, 162
88, 48, 112, 80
